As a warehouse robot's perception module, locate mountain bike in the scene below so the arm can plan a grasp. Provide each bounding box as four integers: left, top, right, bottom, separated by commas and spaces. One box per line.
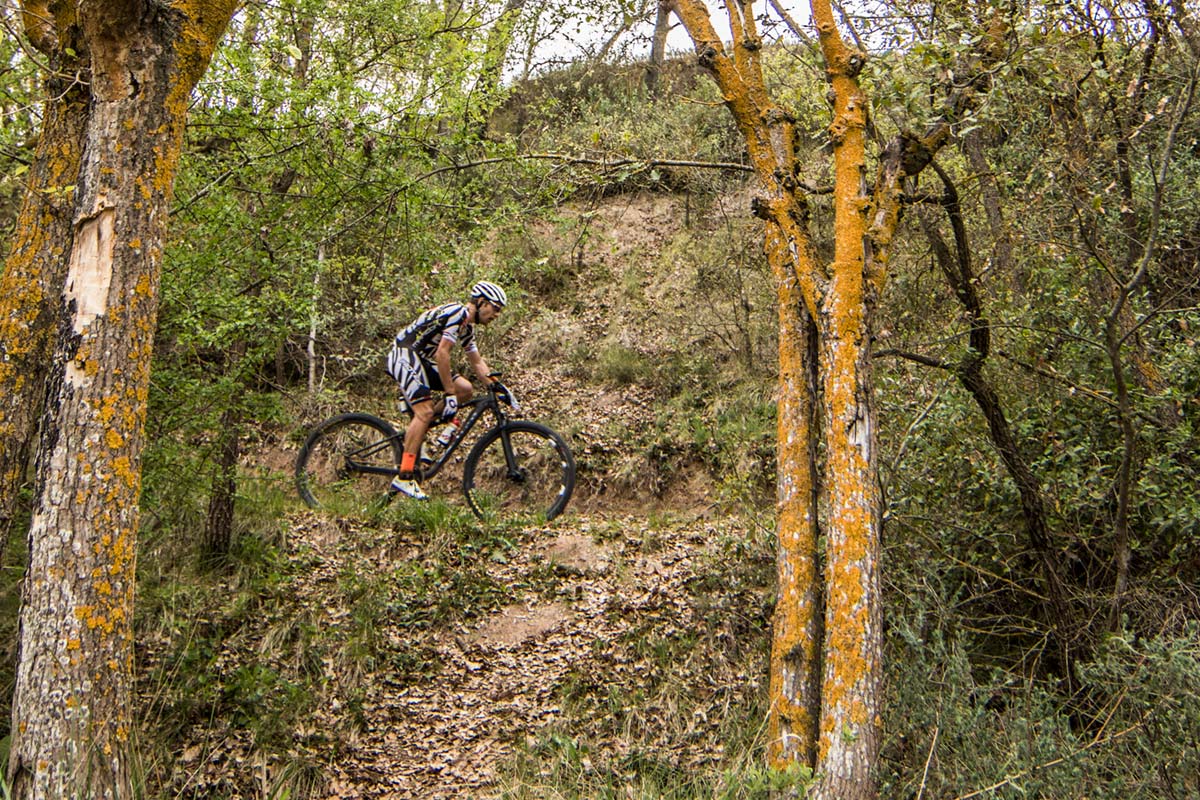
295, 380, 575, 522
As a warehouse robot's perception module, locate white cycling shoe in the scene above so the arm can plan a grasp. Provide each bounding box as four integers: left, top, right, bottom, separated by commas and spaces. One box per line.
389, 476, 428, 500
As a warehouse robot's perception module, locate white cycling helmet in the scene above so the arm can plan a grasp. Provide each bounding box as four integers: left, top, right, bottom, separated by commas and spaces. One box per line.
470, 280, 508, 308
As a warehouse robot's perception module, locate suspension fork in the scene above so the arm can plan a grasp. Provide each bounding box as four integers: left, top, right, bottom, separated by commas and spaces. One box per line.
497, 424, 527, 481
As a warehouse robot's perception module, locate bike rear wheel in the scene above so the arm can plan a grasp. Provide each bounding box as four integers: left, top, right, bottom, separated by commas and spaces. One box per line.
296, 413, 401, 512
462, 421, 575, 523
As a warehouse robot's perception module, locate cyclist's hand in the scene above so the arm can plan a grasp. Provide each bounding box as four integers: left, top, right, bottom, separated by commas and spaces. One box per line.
441, 396, 458, 421
490, 380, 519, 411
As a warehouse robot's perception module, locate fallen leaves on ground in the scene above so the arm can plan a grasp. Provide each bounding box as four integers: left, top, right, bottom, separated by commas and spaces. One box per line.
139, 509, 773, 799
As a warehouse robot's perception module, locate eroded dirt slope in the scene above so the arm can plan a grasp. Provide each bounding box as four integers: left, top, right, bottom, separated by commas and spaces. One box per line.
151, 507, 771, 799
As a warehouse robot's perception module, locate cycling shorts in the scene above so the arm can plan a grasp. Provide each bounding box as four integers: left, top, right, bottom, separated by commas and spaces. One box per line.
386, 346, 460, 406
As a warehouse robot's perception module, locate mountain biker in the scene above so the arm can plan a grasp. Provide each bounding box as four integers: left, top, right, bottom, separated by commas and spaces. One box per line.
385, 280, 508, 500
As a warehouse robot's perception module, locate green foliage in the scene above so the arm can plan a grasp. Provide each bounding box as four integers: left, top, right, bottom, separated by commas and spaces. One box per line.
504, 734, 813, 799
144, 0, 554, 557
0, 531, 25, 749
505, 731, 804, 800
883, 585, 1200, 799
590, 341, 654, 386
883, 624, 1087, 799
139, 534, 310, 745
659, 386, 777, 504
0, 0, 1187, 793
1076, 628, 1200, 799
0, 37, 40, 241
381, 496, 481, 538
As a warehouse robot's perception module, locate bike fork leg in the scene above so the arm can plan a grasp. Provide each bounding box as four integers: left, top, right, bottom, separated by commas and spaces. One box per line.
500, 431, 526, 481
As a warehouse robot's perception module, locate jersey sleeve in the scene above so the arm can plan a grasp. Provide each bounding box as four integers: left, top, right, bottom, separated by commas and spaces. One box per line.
460, 323, 479, 354
439, 304, 469, 344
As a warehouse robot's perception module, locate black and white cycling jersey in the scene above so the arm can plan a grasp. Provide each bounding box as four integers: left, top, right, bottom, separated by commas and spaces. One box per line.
386, 302, 478, 403
392, 302, 479, 362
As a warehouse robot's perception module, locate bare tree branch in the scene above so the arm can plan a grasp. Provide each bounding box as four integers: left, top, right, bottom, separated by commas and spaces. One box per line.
767, 0, 813, 45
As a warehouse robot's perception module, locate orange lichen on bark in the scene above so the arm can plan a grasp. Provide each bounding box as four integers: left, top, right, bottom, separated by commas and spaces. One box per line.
668, 2, 887, 793
3, 5, 245, 791
671, 0, 830, 770
767, 228, 822, 767
808, 0, 884, 796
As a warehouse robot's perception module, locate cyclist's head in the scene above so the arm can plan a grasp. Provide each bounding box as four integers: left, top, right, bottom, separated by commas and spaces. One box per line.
470, 280, 507, 309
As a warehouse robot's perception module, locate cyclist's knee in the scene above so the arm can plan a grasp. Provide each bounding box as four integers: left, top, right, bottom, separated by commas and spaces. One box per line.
454, 377, 473, 402
411, 399, 436, 424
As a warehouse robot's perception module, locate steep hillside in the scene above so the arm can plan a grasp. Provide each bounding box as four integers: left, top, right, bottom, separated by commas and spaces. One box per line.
492, 188, 775, 509
139, 510, 775, 798
132, 185, 788, 799
280, 186, 777, 515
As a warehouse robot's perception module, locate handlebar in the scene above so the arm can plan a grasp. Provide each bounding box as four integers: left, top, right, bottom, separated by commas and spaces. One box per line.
488, 376, 521, 413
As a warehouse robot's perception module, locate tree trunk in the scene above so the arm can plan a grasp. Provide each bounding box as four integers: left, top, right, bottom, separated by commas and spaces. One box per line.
960, 131, 1015, 279
309, 241, 325, 394
669, 0, 830, 768
766, 226, 823, 769
815, 317, 882, 800
7, 2, 237, 796
645, 1, 672, 96
204, 405, 241, 560
915, 169, 1073, 637
667, 2, 1012, 793
809, 2, 882, 796
472, 0, 525, 133
0, 37, 88, 567
667, 1, 888, 786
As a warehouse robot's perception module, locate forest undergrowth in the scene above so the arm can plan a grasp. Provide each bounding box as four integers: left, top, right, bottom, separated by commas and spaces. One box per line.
4, 30, 1200, 795
2, 176, 1197, 797
132, 490, 784, 799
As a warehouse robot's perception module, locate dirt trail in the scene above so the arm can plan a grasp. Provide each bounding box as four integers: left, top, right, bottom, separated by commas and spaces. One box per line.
307, 514, 727, 799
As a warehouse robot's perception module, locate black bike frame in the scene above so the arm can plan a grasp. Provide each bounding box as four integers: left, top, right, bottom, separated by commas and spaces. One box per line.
344, 388, 512, 481
418, 391, 504, 480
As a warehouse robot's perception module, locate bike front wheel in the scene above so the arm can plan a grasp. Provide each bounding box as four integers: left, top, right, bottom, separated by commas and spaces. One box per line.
296, 413, 402, 512
462, 421, 575, 523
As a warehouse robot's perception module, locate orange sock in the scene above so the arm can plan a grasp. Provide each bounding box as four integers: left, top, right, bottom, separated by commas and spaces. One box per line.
401, 451, 417, 474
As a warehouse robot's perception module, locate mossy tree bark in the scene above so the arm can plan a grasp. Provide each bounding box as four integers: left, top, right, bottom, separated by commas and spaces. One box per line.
6, 1, 237, 796
668, 1, 1000, 795
0, 8, 87, 566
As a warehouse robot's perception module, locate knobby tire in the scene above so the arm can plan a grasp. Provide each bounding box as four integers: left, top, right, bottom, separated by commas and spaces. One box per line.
296, 413, 401, 512
462, 421, 575, 522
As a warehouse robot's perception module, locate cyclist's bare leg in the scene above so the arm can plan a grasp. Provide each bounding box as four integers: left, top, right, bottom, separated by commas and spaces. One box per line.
404, 379, 470, 458
452, 375, 473, 405
403, 399, 436, 458
429, 376, 472, 421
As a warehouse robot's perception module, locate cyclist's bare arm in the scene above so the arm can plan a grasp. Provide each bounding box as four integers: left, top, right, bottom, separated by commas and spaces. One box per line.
434, 337, 457, 396
466, 350, 493, 384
